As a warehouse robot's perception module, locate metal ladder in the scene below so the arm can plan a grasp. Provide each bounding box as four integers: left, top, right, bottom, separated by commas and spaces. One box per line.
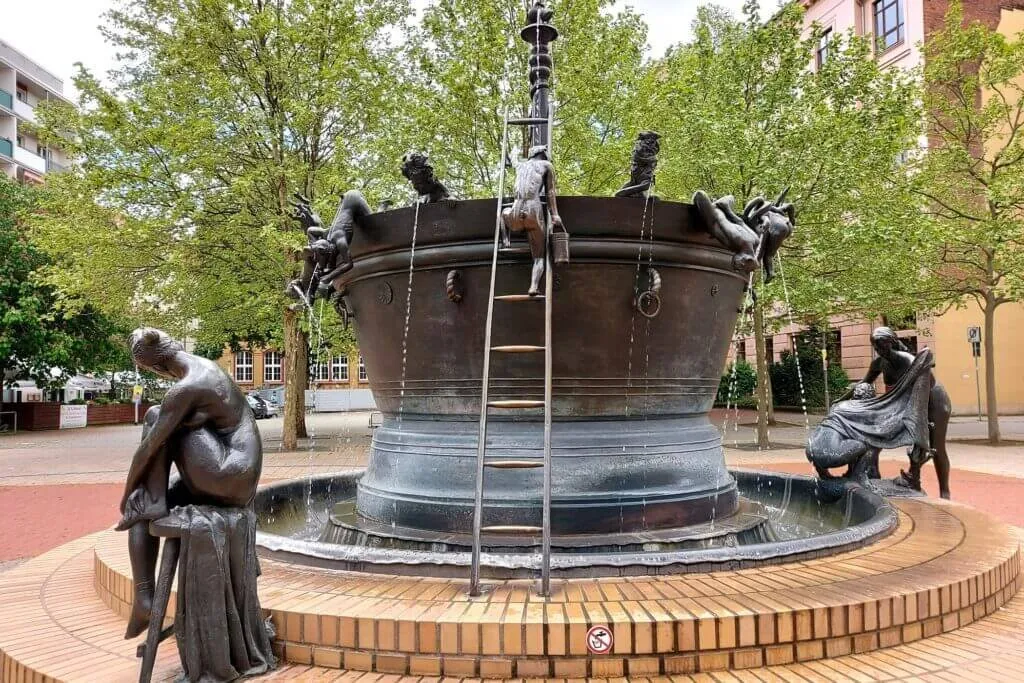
469, 108, 555, 597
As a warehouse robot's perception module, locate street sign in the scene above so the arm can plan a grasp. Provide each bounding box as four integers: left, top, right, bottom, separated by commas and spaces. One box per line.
971, 342, 981, 358
967, 326, 982, 344
586, 624, 614, 654
132, 384, 144, 404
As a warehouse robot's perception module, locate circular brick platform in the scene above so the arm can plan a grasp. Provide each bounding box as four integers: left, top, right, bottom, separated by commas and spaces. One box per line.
79, 498, 1021, 679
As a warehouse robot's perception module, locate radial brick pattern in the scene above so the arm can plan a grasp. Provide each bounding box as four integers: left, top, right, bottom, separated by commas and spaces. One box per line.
0, 499, 1020, 681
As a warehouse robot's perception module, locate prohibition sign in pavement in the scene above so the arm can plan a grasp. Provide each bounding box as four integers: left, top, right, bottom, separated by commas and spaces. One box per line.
586, 624, 614, 654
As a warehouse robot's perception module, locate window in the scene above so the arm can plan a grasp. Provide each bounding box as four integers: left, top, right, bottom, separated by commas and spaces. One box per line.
263, 351, 282, 383
332, 355, 349, 381
358, 355, 368, 381
764, 337, 775, 364
15, 88, 28, 103
736, 342, 747, 364
312, 358, 331, 382
36, 144, 48, 159
816, 28, 833, 68
234, 351, 253, 383
873, 0, 904, 53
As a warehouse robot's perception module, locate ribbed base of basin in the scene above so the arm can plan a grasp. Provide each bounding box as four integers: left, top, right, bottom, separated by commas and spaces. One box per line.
356, 414, 738, 534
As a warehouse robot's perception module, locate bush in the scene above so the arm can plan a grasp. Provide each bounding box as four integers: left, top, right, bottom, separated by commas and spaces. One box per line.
769, 348, 850, 410
716, 360, 757, 406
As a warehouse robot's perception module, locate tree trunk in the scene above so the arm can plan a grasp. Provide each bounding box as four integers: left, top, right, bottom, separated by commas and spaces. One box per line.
983, 299, 1000, 444
765, 354, 776, 426
282, 306, 309, 450
752, 300, 771, 449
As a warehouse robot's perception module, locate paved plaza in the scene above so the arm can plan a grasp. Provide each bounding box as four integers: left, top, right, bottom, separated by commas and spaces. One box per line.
1, 412, 1023, 681
2, 411, 1023, 572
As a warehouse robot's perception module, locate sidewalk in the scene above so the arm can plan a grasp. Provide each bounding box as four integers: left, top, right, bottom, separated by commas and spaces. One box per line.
2, 411, 1023, 570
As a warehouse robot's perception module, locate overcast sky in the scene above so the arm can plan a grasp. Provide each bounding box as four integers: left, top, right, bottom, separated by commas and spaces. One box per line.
2, 0, 775, 99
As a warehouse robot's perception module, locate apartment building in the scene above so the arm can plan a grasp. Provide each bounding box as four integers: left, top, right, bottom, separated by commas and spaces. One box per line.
735, 0, 1024, 415
0, 39, 72, 184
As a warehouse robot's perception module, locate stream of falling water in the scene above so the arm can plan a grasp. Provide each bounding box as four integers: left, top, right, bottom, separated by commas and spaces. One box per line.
710, 270, 757, 531
624, 193, 654, 417
721, 272, 757, 442
305, 297, 327, 518
638, 184, 657, 530
773, 255, 812, 518
396, 201, 421, 431
775, 256, 810, 432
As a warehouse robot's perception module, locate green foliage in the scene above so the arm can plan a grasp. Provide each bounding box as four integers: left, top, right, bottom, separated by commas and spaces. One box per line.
0, 176, 127, 399
716, 360, 757, 406
769, 348, 850, 410
31, 0, 411, 352
641, 1, 926, 319
906, 0, 1024, 440
404, 0, 650, 198
911, 0, 1024, 309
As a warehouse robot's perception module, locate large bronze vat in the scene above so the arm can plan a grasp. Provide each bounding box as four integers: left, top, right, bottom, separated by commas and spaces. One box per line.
336, 196, 746, 534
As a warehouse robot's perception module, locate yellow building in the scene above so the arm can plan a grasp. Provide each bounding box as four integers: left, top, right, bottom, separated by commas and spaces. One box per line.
215, 347, 369, 392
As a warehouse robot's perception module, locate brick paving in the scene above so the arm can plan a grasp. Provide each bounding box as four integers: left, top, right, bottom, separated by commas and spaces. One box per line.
2, 412, 1024, 564
0, 500, 1020, 681
1, 412, 1024, 680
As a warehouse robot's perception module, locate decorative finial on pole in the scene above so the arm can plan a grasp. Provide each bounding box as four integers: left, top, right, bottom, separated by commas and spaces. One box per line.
521, 1, 558, 150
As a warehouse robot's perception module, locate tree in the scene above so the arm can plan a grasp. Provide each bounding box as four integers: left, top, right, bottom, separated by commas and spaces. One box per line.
910, 1, 1024, 444
639, 1, 924, 447
403, 0, 650, 198
32, 0, 410, 449
0, 176, 128, 410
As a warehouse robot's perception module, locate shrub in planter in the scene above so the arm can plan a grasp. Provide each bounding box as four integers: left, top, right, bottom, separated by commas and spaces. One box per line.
769, 349, 849, 410
715, 360, 757, 406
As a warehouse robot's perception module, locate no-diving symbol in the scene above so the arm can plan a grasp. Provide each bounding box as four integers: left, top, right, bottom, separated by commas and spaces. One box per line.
586, 624, 614, 654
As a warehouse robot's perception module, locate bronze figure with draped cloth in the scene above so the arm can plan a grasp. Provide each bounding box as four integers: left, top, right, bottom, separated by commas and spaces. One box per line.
807, 348, 936, 501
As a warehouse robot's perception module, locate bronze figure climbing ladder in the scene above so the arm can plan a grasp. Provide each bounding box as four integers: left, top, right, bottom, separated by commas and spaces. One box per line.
469, 107, 555, 598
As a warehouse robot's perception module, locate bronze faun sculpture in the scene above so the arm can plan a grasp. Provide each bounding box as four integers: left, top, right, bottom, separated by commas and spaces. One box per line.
287, 190, 371, 305
401, 151, 451, 203
615, 131, 660, 198
692, 189, 795, 278
502, 145, 565, 296
807, 348, 937, 502
848, 327, 952, 498
118, 328, 275, 682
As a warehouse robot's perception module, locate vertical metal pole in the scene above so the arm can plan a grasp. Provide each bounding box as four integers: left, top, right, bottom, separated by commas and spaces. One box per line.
470, 111, 510, 597
974, 352, 983, 422
821, 334, 830, 409
540, 101, 555, 598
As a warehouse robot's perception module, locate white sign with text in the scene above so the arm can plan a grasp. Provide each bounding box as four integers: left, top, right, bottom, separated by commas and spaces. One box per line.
59, 404, 88, 429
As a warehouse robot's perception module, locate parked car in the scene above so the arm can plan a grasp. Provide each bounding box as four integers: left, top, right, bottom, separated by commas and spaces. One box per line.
246, 394, 279, 419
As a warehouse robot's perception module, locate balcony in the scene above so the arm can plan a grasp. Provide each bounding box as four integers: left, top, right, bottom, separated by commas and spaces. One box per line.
13, 98, 35, 123
14, 145, 46, 174
0, 89, 12, 111
0, 137, 12, 158
46, 159, 67, 173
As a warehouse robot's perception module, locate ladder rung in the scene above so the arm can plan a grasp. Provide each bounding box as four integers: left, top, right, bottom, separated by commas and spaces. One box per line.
499, 246, 531, 255
481, 525, 543, 534
494, 294, 544, 302
507, 117, 547, 125
484, 460, 544, 469
492, 345, 544, 353
488, 400, 545, 409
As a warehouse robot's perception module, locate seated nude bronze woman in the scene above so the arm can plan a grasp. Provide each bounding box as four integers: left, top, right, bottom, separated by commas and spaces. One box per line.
117, 328, 263, 638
